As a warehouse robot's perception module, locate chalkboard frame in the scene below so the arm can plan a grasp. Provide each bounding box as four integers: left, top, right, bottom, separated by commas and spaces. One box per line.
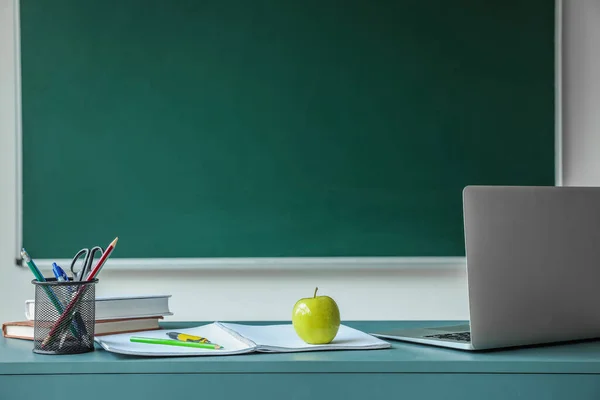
12, 0, 562, 270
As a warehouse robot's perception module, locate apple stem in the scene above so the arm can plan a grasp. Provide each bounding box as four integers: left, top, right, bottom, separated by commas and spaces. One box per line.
314, 287, 318, 298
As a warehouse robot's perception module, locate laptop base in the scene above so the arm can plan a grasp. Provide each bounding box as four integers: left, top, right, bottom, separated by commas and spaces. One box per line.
373, 324, 475, 351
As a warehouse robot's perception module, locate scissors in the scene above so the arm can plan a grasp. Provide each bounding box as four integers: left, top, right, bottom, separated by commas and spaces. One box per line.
70, 246, 104, 281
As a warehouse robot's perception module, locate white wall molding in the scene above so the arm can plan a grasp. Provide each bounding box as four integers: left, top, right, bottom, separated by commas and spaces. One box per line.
562, 0, 600, 186
2, 0, 19, 269
555, 0, 563, 186
13, 0, 23, 269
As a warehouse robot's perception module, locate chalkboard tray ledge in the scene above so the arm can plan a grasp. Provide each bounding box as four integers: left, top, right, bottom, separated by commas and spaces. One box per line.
23, 257, 466, 272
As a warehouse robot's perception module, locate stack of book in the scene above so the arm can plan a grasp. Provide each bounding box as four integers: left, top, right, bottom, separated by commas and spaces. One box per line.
2, 294, 172, 340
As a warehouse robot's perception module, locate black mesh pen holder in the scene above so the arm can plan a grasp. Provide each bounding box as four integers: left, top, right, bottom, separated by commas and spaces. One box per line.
32, 278, 97, 355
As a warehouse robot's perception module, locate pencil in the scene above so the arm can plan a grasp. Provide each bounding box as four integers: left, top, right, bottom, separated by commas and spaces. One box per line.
130, 336, 224, 350
86, 237, 118, 280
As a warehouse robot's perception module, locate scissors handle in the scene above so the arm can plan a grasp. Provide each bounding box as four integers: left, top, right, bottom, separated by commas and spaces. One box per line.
71, 246, 104, 281
85, 246, 104, 277
70, 248, 88, 281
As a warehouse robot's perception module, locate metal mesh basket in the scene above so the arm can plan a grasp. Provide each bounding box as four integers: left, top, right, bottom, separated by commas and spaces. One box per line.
32, 278, 97, 354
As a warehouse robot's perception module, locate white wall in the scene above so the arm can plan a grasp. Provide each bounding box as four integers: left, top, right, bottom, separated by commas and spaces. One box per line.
0, 0, 596, 324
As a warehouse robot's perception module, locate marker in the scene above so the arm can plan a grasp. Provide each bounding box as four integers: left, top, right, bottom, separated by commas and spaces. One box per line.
167, 332, 212, 343
130, 336, 223, 350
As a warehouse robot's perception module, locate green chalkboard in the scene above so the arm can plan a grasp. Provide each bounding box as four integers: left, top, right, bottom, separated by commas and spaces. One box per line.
20, 0, 555, 259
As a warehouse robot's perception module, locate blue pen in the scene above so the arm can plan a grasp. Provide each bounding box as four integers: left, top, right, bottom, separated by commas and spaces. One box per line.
52, 262, 69, 282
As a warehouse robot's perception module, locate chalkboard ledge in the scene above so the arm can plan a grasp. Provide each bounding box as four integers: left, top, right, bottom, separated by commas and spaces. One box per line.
21, 257, 465, 271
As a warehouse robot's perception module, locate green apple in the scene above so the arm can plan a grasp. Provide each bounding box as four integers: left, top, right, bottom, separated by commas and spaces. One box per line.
292, 287, 341, 344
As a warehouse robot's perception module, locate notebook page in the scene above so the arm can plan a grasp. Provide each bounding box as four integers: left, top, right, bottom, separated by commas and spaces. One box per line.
218, 323, 390, 352
95, 323, 256, 356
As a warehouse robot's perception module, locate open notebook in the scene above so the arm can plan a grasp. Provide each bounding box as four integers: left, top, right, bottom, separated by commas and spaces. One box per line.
95, 322, 391, 356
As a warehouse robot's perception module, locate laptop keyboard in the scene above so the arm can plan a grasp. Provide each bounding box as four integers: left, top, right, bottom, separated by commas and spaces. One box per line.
424, 332, 471, 342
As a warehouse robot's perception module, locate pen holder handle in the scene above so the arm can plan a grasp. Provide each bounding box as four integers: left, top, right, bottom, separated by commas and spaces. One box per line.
32, 278, 97, 355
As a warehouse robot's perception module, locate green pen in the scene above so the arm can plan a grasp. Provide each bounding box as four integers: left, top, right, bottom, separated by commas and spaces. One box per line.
21, 249, 81, 340
130, 336, 224, 350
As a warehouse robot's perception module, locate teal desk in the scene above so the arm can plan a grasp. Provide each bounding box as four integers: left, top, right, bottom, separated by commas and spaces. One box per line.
2, 321, 600, 399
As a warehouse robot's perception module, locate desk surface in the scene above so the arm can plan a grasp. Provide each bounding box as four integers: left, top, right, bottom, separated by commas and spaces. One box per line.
3, 321, 600, 375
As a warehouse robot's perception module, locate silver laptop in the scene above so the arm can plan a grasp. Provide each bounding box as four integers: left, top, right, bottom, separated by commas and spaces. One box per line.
373, 186, 600, 351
